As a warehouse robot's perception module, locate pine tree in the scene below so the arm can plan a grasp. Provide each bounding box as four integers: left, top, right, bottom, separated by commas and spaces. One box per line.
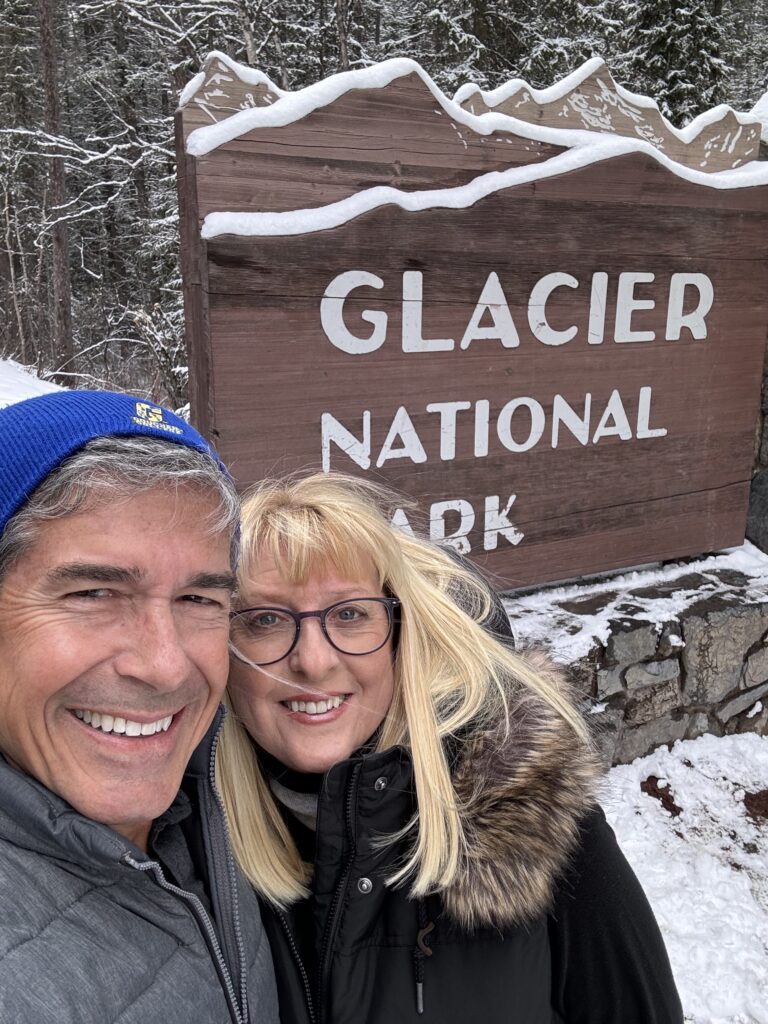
620, 0, 729, 125
516, 0, 606, 86
724, 0, 768, 106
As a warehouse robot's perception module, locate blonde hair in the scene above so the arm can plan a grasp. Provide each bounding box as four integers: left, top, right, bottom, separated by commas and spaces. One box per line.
216, 472, 588, 907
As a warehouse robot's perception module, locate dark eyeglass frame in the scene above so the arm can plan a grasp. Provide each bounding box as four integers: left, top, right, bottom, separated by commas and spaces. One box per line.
229, 596, 401, 666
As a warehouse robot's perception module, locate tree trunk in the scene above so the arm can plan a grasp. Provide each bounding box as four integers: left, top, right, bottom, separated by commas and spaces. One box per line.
39, 0, 74, 380
336, 0, 350, 70
2, 186, 29, 363
240, 1, 258, 64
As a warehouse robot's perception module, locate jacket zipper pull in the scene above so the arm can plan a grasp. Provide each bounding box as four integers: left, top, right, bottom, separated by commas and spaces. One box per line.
413, 910, 434, 1015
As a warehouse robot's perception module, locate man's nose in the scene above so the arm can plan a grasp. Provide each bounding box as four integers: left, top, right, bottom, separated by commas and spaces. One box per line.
288, 616, 340, 679
114, 601, 192, 690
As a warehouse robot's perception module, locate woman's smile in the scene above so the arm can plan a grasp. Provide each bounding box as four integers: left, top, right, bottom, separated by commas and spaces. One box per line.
280, 692, 350, 717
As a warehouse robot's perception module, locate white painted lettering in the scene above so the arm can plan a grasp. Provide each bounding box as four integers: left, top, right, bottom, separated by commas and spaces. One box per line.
430, 499, 475, 555
426, 401, 471, 460
592, 389, 633, 442
459, 272, 520, 350
484, 495, 524, 550
321, 411, 371, 471
376, 406, 428, 467
615, 272, 655, 343
588, 272, 608, 344
474, 400, 490, 457
665, 273, 713, 341
497, 397, 546, 452
636, 386, 667, 439
320, 271, 387, 354
402, 271, 454, 352
552, 394, 592, 448
528, 272, 579, 346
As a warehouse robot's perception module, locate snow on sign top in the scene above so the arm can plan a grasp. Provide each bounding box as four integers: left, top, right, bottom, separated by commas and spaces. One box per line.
752, 90, 768, 143
183, 56, 560, 154
179, 50, 286, 127
181, 54, 768, 242
184, 53, 764, 174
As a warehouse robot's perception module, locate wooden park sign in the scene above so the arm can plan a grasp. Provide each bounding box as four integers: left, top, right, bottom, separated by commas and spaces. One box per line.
176, 53, 768, 588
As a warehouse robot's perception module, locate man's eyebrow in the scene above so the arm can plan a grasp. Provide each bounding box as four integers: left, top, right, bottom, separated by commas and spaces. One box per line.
47, 564, 145, 585
186, 572, 237, 592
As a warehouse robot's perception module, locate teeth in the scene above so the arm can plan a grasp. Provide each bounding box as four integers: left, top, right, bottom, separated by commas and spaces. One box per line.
74, 710, 173, 737
287, 695, 345, 715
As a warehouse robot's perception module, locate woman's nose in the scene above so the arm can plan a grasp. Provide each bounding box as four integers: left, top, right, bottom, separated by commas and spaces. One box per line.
289, 615, 340, 679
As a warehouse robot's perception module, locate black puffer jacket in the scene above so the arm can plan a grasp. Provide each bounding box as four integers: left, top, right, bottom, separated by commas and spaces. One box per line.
260, 661, 683, 1024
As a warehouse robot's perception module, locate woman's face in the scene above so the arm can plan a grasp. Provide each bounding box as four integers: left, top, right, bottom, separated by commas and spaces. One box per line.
228, 553, 396, 774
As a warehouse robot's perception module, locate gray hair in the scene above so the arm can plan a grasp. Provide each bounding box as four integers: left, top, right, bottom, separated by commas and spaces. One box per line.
0, 435, 240, 582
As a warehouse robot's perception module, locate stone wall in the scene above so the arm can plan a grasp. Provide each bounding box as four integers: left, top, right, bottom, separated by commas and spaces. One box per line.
503, 551, 768, 765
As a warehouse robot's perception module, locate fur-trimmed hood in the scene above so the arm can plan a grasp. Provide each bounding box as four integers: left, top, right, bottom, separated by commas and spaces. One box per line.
443, 652, 602, 932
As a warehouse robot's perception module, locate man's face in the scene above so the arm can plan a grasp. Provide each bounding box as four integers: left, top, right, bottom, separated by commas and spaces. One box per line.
0, 485, 234, 850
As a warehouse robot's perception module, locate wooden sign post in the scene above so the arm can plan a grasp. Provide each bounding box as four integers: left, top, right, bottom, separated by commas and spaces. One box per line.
176, 54, 768, 588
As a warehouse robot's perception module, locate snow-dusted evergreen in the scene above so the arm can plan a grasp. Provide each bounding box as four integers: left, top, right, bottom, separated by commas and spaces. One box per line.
619, 0, 729, 123
726, 0, 768, 107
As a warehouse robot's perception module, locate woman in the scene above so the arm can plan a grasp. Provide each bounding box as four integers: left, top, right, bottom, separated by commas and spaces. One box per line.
217, 472, 683, 1024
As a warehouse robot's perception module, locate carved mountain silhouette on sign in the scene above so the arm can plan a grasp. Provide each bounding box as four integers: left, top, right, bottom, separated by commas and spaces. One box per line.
455, 59, 762, 172
179, 64, 564, 218
179, 53, 283, 132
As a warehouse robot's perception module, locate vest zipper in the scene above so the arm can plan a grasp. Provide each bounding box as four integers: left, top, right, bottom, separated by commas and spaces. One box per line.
275, 908, 318, 1024
124, 854, 244, 1024
318, 761, 362, 1024
208, 724, 250, 1021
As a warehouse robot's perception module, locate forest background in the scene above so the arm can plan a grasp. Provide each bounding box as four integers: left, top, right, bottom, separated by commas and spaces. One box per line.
1, 0, 766, 408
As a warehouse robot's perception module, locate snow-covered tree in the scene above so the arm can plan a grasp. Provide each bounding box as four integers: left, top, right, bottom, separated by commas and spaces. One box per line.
724, 0, 768, 106
516, 0, 613, 86
619, 0, 729, 124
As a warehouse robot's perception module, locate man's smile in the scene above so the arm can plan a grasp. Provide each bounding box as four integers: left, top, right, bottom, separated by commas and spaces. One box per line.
72, 708, 175, 736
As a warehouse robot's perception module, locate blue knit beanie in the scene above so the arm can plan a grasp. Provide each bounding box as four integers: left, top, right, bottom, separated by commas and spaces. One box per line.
0, 390, 226, 535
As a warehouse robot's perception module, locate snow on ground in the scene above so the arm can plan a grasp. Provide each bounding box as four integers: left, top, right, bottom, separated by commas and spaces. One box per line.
0, 358, 62, 408
1, 358, 765, 1021
503, 542, 768, 664
606, 733, 768, 1024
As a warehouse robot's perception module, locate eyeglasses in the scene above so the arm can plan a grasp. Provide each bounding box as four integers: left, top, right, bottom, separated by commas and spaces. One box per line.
229, 597, 400, 666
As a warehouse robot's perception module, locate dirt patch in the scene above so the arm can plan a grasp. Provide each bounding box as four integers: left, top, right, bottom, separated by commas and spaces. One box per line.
641, 775, 682, 817
744, 789, 768, 820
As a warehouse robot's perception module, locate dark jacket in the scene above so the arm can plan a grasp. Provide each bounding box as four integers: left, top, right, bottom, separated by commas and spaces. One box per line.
0, 708, 279, 1024
260, 668, 683, 1024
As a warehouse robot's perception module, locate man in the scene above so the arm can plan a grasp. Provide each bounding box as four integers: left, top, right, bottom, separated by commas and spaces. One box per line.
0, 390, 279, 1024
